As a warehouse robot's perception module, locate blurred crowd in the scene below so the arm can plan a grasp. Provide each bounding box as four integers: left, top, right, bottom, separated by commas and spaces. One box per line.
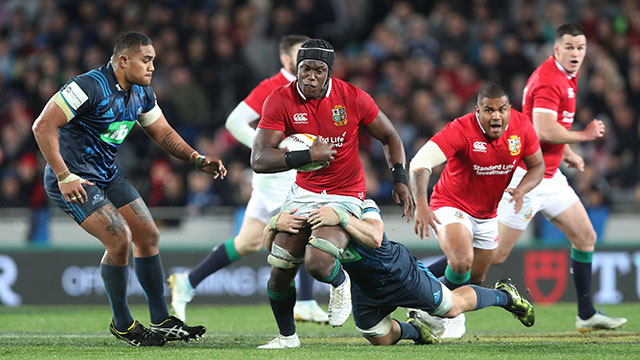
1, 0, 639, 230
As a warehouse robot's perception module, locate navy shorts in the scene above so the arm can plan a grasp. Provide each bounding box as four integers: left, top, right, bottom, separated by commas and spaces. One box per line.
351, 261, 444, 330
44, 166, 140, 224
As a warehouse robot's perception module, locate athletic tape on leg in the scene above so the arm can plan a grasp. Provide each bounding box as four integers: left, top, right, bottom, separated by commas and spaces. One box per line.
308, 235, 343, 257
267, 243, 304, 269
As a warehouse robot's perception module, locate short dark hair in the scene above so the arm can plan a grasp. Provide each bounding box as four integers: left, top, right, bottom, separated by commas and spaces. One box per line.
279, 35, 310, 54
113, 31, 152, 56
556, 23, 585, 41
477, 83, 508, 103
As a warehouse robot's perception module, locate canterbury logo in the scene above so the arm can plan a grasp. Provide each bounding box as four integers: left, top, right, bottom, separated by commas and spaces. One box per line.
473, 141, 487, 152
293, 113, 308, 123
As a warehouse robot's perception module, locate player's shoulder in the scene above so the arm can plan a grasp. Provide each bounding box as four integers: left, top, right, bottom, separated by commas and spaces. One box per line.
531, 57, 566, 87
331, 77, 363, 94
508, 108, 528, 122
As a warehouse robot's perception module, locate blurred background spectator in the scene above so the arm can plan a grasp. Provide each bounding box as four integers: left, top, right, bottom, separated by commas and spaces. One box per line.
1, 0, 638, 241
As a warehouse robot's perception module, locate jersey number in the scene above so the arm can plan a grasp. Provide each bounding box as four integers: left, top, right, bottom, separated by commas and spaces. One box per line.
100, 121, 136, 144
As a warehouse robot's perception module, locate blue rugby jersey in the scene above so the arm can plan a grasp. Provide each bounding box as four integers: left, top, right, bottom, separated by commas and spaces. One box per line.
51, 62, 157, 186
340, 199, 421, 298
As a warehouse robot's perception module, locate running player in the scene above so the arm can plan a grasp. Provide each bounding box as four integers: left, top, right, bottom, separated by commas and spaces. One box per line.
494, 23, 627, 332
252, 39, 413, 348
167, 35, 328, 324
31, 32, 225, 346
263, 199, 535, 346
409, 84, 544, 338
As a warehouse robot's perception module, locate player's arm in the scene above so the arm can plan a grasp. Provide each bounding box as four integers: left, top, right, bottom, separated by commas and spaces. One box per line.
307, 206, 384, 249
409, 140, 447, 240
532, 111, 605, 144
365, 110, 414, 220
251, 128, 335, 173
32, 96, 94, 204
225, 101, 260, 148
141, 112, 226, 179
504, 148, 544, 213
562, 144, 585, 171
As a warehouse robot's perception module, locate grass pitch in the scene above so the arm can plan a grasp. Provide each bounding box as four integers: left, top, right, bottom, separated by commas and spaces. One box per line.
0, 303, 637, 359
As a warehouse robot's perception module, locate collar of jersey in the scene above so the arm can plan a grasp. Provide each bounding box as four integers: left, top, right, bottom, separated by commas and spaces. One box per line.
281, 68, 296, 82
296, 78, 332, 100
552, 57, 576, 80
105, 62, 127, 93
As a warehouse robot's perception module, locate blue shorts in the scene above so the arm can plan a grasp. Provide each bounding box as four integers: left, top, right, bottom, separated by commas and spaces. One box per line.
351, 261, 444, 330
44, 166, 140, 224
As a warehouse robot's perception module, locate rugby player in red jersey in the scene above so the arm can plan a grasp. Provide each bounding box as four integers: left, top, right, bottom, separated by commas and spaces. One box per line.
495, 23, 626, 332
251, 39, 413, 348
410, 83, 544, 338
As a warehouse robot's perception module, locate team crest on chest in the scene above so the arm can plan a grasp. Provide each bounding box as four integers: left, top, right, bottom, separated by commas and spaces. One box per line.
507, 135, 521, 156
332, 105, 347, 126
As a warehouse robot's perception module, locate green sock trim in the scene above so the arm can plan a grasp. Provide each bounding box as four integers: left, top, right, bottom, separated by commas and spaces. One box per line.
267, 282, 296, 301
445, 265, 471, 284
571, 248, 593, 263
324, 259, 341, 283
224, 238, 241, 262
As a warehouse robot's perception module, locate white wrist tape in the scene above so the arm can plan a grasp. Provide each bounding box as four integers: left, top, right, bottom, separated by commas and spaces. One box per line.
58, 173, 82, 184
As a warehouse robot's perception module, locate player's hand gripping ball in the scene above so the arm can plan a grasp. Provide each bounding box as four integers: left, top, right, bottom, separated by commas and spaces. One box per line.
278, 133, 325, 171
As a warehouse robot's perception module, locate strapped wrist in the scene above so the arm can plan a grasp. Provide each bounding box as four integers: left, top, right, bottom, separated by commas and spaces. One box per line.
58, 172, 81, 184
284, 150, 312, 169
269, 213, 282, 231
189, 151, 200, 164
56, 170, 71, 181
333, 208, 350, 229
391, 162, 408, 186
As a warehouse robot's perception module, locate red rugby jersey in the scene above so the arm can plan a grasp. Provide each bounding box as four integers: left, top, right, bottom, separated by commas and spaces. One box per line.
258, 78, 379, 200
244, 68, 296, 115
430, 109, 540, 219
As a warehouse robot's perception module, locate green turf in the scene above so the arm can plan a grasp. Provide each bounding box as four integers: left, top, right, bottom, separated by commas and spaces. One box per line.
0, 303, 637, 359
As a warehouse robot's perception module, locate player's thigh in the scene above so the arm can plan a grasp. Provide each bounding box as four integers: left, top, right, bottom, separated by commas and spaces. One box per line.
494, 222, 525, 265
234, 216, 268, 255
80, 202, 132, 265
549, 201, 597, 251
437, 223, 474, 268
268, 230, 310, 290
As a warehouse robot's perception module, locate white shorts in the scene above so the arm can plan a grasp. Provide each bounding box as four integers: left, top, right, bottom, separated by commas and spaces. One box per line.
282, 183, 364, 219
244, 171, 296, 224
497, 167, 580, 231
432, 207, 498, 250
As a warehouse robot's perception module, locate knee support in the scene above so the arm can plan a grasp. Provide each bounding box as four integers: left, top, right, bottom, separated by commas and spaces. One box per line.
356, 314, 393, 337
307, 235, 343, 258
267, 243, 304, 269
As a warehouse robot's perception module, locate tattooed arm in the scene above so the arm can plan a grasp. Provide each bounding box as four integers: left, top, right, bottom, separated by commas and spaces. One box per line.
141, 114, 227, 179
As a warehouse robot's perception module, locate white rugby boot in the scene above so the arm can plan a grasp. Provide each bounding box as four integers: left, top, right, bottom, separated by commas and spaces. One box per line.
328, 272, 352, 327
258, 333, 300, 349
576, 312, 627, 333
294, 300, 329, 324
167, 273, 195, 322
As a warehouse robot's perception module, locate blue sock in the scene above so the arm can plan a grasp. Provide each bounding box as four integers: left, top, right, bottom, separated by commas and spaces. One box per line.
189, 238, 240, 288
100, 263, 134, 331
571, 248, 596, 320
324, 260, 346, 287
426, 256, 448, 278
398, 320, 420, 340
134, 254, 170, 324
470, 285, 510, 310
297, 264, 314, 301
268, 284, 297, 336
443, 265, 470, 290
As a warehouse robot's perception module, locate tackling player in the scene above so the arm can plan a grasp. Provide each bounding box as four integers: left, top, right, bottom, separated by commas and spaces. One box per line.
31, 32, 225, 346
264, 199, 535, 346
251, 39, 413, 348
494, 23, 627, 332
167, 35, 329, 324
409, 84, 544, 337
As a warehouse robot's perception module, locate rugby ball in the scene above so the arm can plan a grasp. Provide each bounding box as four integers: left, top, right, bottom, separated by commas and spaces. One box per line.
277, 133, 325, 172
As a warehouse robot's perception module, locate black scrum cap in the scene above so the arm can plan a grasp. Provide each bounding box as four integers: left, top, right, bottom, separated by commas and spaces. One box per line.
296, 39, 335, 73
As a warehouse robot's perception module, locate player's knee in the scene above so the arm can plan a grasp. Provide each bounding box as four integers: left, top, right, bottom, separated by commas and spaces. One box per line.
448, 256, 473, 274
304, 249, 336, 280
357, 316, 394, 344
236, 236, 262, 255
108, 236, 132, 264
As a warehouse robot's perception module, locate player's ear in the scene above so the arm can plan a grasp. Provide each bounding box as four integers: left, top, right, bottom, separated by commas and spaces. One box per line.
118, 54, 128, 68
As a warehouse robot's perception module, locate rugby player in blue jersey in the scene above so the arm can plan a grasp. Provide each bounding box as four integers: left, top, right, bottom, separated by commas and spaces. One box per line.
263, 199, 534, 346
32, 32, 226, 347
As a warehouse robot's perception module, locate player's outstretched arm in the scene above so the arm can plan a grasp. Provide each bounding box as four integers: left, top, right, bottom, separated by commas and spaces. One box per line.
409, 140, 446, 240
142, 114, 227, 179
308, 206, 384, 248
562, 144, 585, 171
32, 98, 94, 204
533, 112, 605, 144
225, 101, 260, 149
365, 110, 414, 221
505, 148, 544, 213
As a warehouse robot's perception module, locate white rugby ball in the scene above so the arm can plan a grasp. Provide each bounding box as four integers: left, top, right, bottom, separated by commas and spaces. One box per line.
277, 133, 325, 172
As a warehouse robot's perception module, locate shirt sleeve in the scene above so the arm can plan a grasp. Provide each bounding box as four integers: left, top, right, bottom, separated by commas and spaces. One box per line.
53, 75, 97, 121
429, 120, 465, 159
244, 79, 273, 115
531, 84, 562, 114
355, 87, 379, 126
257, 91, 286, 132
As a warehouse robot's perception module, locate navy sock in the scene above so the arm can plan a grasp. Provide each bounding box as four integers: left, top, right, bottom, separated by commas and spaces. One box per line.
189, 238, 240, 288
571, 248, 596, 320
324, 260, 346, 287
398, 320, 420, 340
268, 284, 297, 336
100, 263, 134, 331
442, 265, 470, 290
297, 264, 314, 301
470, 285, 510, 310
134, 254, 169, 324
426, 256, 448, 278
